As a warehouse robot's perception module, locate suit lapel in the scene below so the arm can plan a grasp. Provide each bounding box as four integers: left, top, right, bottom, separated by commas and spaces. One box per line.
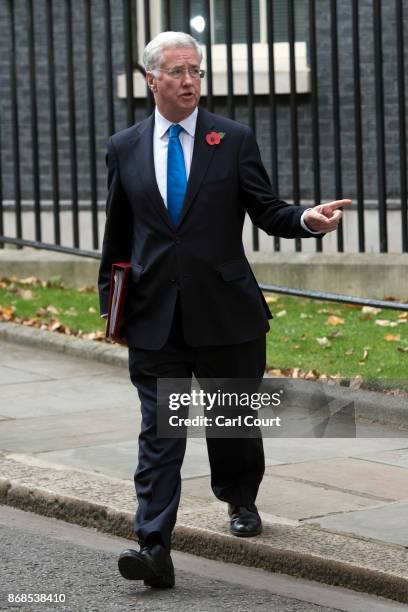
177, 108, 216, 227
132, 113, 173, 230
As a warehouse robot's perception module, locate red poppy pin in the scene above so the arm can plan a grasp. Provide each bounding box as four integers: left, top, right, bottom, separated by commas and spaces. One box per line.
205, 131, 226, 146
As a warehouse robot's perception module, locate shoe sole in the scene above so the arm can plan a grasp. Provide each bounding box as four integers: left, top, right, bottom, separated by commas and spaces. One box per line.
118, 554, 174, 588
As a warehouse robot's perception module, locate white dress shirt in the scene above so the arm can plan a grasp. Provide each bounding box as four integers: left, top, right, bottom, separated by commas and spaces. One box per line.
153, 107, 197, 207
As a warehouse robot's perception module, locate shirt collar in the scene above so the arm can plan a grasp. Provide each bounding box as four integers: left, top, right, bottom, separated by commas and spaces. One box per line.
155, 107, 198, 139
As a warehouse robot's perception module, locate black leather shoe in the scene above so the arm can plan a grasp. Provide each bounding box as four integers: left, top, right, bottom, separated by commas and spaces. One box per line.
228, 504, 262, 537
118, 544, 175, 588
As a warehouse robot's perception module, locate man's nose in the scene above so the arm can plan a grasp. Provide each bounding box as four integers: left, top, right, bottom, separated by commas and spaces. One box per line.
181, 70, 193, 84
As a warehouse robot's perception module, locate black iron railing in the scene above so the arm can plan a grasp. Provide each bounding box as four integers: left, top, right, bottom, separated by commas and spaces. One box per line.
0, 0, 407, 254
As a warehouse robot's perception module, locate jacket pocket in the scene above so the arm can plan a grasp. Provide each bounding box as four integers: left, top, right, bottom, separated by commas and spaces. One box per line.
217, 259, 248, 282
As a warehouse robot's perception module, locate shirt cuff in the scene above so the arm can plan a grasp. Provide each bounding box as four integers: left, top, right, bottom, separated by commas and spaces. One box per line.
101, 314, 108, 319
300, 209, 321, 235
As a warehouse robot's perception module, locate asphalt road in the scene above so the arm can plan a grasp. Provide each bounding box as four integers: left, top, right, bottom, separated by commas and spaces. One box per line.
0, 507, 405, 612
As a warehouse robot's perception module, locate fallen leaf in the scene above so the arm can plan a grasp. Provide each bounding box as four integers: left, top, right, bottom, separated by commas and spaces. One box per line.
264, 296, 278, 304
22, 318, 38, 326
300, 312, 312, 319
18, 289, 33, 300
49, 320, 63, 332
326, 315, 345, 326
46, 305, 59, 315
362, 348, 369, 361
267, 368, 284, 376
384, 334, 401, 342
0, 305, 15, 320
78, 285, 97, 293
345, 349, 354, 356
317, 308, 330, 314
330, 372, 342, 382
397, 346, 408, 353
19, 276, 41, 285
350, 375, 363, 389
316, 336, 331, 348
88, 307, 96, 314
275, 310, 287, 317
293, 345, 300, 350
305, 369, 319, 380
82, 330, 105, 341
375, 319, 391, 327
398, 312, 408, 320
361, 306, 382, 315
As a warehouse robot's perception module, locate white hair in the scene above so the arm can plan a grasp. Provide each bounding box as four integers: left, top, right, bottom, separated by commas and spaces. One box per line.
143, 31, 202, 71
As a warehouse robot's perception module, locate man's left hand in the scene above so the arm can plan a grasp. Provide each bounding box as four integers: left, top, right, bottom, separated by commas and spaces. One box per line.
304, 199, 352, 233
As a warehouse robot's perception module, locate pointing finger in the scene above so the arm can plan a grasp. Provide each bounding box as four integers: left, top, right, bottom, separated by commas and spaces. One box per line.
325, 199, 352, 211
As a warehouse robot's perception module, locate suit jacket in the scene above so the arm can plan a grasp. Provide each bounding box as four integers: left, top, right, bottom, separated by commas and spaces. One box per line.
98, 107, 314, 349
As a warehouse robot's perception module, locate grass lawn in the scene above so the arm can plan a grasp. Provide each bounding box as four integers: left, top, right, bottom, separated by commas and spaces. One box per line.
0, 277, 407, 380
0, 277, 105, 338
265, 295, 407, 380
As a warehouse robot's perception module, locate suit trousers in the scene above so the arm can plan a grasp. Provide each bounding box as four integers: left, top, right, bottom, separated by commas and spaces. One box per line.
128, 296, 266, 551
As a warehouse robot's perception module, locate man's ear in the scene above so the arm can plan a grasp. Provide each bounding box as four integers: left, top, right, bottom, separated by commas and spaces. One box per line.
147, 72, 157, 92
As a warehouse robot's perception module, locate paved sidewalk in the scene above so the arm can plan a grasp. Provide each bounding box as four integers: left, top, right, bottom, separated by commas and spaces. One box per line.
1, 334, 408, 603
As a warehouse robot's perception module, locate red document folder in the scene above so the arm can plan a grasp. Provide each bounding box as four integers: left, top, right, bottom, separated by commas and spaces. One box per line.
105, 262, 131, 343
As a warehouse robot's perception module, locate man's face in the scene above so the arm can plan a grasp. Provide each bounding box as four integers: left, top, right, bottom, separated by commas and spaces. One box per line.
147, 46, 201, 122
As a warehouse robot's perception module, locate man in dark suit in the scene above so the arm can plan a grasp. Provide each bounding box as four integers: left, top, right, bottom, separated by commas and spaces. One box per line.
98, 31, 350, 588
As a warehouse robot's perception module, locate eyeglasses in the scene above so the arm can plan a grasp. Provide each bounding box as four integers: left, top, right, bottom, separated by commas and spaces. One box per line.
152, 67, 206, 80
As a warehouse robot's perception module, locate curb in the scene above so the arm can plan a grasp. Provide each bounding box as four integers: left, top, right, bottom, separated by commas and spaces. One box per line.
0, 321, 128, 368
1, 478, 407, 604
1, 321, 407, 429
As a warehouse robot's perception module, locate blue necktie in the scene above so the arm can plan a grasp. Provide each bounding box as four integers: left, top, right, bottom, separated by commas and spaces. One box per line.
167, 124, 187, 226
